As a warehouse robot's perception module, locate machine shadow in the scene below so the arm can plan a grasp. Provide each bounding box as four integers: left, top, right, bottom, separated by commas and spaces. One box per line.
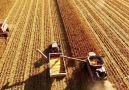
1, 68, 50, 90
34, 47, 49, 68
64, 61, 94, 90
1, 48, 53, 90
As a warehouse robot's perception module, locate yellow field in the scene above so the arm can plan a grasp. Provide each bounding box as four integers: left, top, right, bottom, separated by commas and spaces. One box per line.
0, 0, 129, 90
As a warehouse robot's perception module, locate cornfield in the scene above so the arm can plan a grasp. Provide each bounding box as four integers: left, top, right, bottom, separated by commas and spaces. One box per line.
0, 0, 129, 90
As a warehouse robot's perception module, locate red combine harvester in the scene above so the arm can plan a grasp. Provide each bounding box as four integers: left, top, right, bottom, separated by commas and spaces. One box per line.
0, 19, 10, 44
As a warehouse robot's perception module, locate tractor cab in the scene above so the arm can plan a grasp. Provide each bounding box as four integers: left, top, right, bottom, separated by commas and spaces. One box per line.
49, 41, 61, 53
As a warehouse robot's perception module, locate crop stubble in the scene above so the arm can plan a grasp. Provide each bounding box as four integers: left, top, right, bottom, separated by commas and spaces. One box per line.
0, 0, 129, 90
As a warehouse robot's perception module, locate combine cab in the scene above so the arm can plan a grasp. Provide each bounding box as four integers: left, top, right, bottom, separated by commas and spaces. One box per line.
49, 41, 61, 53
87, 52, 107, 82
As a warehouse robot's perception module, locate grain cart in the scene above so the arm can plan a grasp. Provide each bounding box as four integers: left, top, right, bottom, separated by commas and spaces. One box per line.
0, 19, 10, 44
37, 41, 67, 77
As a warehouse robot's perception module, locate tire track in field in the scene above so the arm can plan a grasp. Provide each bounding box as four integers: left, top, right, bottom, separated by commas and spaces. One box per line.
72, 0, 129, 89
48, 0, 54, 42
40, 0, 45, 51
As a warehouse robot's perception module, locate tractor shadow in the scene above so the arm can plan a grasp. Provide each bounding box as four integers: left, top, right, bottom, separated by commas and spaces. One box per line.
34, 47, 49, 68
1, 48, 65, 90
1, 68, 50, 90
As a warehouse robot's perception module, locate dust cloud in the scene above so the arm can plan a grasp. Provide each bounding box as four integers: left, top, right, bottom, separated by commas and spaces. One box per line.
90, 80, 116, 90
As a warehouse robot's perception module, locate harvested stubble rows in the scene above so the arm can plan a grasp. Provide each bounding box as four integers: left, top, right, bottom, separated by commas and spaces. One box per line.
0, 0, 69, 90
0, 0, 129, 90
71, 0, 129, 90
0, 0, 16, 58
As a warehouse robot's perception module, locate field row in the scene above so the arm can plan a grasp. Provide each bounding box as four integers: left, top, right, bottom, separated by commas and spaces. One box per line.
57, 0, 104, 89
72, 0, 129, 90
0, 0, 70, 89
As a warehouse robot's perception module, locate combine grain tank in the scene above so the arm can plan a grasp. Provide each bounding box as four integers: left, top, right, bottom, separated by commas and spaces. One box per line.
87, 52, 107, 82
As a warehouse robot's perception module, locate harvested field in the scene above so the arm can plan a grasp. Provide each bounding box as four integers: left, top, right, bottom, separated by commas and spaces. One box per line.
0, 0, 129, 90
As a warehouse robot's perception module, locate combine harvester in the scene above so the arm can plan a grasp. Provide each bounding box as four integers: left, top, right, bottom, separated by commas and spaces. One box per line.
87, 52, 107, 82
0, 18, 10, 44
37, 41, 107, 81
